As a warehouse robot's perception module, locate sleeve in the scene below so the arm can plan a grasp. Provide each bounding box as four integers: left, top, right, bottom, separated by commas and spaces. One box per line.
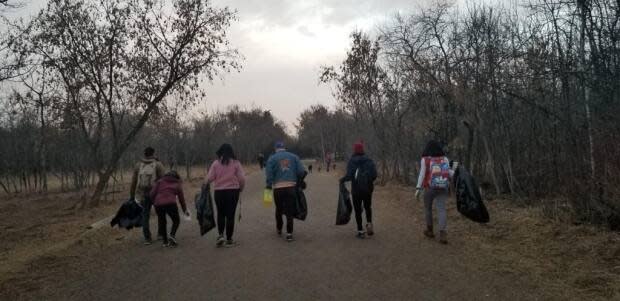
130, 163, 139, 198
265, 157, 275, 187
341, 159, 354, 182
416, 158, 426, 189
177, 184, 187, 212
296, 156, 306, 178
206, 161, 217, 184
236, 162, 246, 191
156, 162, 165, 180
369, 159, 378, 181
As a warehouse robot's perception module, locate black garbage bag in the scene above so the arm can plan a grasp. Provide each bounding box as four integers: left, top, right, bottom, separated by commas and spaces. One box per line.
294, 187, 308, 221
111, 198, 143, 230
195, 184, 216, 235
454, 166, 490, 223
336, 183, 353, 225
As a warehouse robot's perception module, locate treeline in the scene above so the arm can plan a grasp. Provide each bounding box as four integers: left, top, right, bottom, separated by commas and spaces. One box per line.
314, 0, 619, 227
0, 104, 288, 194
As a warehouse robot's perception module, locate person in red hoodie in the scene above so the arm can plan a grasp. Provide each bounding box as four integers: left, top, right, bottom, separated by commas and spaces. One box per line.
150, 170, 188, 247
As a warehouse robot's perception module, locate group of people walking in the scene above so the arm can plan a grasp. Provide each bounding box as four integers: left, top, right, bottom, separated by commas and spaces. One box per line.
128, 139, 456, 248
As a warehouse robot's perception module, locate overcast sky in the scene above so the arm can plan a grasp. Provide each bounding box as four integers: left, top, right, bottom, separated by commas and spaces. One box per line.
4, 0, 446, 132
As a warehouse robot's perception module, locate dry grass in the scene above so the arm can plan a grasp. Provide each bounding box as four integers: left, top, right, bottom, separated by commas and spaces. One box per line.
379, 182, 620, 300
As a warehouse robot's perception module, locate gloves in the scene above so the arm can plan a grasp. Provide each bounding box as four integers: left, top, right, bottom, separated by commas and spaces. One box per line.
299, 181, 307, 190
339, 177, 345, 184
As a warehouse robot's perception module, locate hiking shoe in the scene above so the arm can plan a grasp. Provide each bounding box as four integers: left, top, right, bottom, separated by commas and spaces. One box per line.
356, 231, 366, 239
162, 241, 170, 247
423, 226, 435, 239
216, 236, 225, 248
144, 239, 153, 246
285, 234, 294, 242
439, 231, 448, 244
225, 240, 237, 248
168, 236, 178, 247
366, 223, 374, 236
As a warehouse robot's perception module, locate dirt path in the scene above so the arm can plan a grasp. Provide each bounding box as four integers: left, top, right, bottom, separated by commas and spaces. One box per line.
14, 171, 542, 300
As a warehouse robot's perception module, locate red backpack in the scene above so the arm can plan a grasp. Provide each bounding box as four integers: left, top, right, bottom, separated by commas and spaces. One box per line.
424, 156, 450, 190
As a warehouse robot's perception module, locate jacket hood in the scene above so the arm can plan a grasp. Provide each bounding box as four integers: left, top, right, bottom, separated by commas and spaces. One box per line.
142, 157, 157, 163
351, 154, 370, 163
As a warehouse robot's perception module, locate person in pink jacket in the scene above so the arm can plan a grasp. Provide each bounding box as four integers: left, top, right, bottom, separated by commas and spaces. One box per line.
206, 143, 246, 247
150, 170, 188, 247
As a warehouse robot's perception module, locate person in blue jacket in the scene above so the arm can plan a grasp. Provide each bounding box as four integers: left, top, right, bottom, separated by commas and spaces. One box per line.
265, 141, 307, 242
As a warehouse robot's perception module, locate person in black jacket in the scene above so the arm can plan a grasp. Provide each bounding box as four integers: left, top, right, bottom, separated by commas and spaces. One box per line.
339, 142, 378, 238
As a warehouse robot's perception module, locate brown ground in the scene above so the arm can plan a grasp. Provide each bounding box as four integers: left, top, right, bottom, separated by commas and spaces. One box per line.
1, 168, 619, 300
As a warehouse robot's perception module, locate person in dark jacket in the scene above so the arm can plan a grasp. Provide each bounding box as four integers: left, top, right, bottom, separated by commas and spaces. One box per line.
340, 142, 378, 238
150, 170, 189, 247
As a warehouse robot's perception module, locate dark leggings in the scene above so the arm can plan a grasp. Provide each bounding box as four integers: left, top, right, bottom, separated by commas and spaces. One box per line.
155, 204, 180, 243
274, 186, 296, 234
214, 189, 240, 240
352, 193, 373, 231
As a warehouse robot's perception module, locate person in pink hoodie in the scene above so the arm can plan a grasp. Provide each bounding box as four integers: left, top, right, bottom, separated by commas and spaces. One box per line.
150, 170, 188, 247
206, 143, 246, 247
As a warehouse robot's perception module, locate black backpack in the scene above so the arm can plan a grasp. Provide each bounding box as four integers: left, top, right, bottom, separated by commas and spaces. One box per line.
353, 161, 373, 195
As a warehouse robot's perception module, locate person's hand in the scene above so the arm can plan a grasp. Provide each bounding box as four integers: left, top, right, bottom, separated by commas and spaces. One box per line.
339, 177, 345, 184
415, 189, 422, 201
265, 185, 272, 190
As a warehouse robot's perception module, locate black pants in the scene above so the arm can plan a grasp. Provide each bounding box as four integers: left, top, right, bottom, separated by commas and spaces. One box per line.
155, 204, 180, 244
274, 186, 296, 234
352, 192, 373, 231
214, 189, 240, 240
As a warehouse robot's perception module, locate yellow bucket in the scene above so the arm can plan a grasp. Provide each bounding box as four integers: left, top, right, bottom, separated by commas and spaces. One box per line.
263, 188, 273, 207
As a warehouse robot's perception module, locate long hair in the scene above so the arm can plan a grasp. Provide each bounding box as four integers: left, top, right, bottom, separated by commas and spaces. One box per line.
422, 140, 445, 157
216, 143, 236, 165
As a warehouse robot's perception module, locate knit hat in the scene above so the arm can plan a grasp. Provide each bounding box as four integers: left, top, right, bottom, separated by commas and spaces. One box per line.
274, 141, 285, 149
353, 142, 364, 155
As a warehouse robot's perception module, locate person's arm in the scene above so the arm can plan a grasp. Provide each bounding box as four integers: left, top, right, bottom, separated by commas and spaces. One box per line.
265, 157, 275, 188
369, 159, 378, 181
340, 159, 354, 182
236, 162, 246, 191
156, 162, 165, 180
205, 162, 217, 185
130, 164, 139, 198
416, 158, 426, 190
446, 156, 455, 178
177, 184, 187, 213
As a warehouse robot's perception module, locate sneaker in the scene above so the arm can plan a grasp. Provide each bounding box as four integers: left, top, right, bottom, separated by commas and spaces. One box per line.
144, 239, 153, 246
439, 231, 448, 244
216, 236, 225, 248
285, 234, 294, 242
168, 236, 178, 247
225, 240, 237, 248
356, 231, 366, 239
366, 223, 374, 236
156, 235, 164, 241
162, 241, 170, 247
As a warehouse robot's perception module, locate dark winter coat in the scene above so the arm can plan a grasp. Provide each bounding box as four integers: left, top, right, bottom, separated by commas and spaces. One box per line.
341, 154, 378, 194
110, 199, 143, 230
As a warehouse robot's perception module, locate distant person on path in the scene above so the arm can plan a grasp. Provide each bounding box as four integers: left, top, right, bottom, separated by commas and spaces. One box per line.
258, 153, 265, 170
265, 141, 307, 242
325, 152, 332, 172
130, 146, 165, 245
415, 140, 454, 244
206, 144, 246, 247
149, 170, 188, 247
340, 142, 378, 238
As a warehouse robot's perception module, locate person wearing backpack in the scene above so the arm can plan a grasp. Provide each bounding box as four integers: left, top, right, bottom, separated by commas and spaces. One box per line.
415, 140, 454, 244
206, 144, 246, 248
265, 141, 307, 242
130, 147, 165, 245
340, 142, 378, 239
150, 170, 189, 247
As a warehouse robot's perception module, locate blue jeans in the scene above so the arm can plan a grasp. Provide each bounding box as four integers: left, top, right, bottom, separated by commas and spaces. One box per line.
424, 189, 448, 231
